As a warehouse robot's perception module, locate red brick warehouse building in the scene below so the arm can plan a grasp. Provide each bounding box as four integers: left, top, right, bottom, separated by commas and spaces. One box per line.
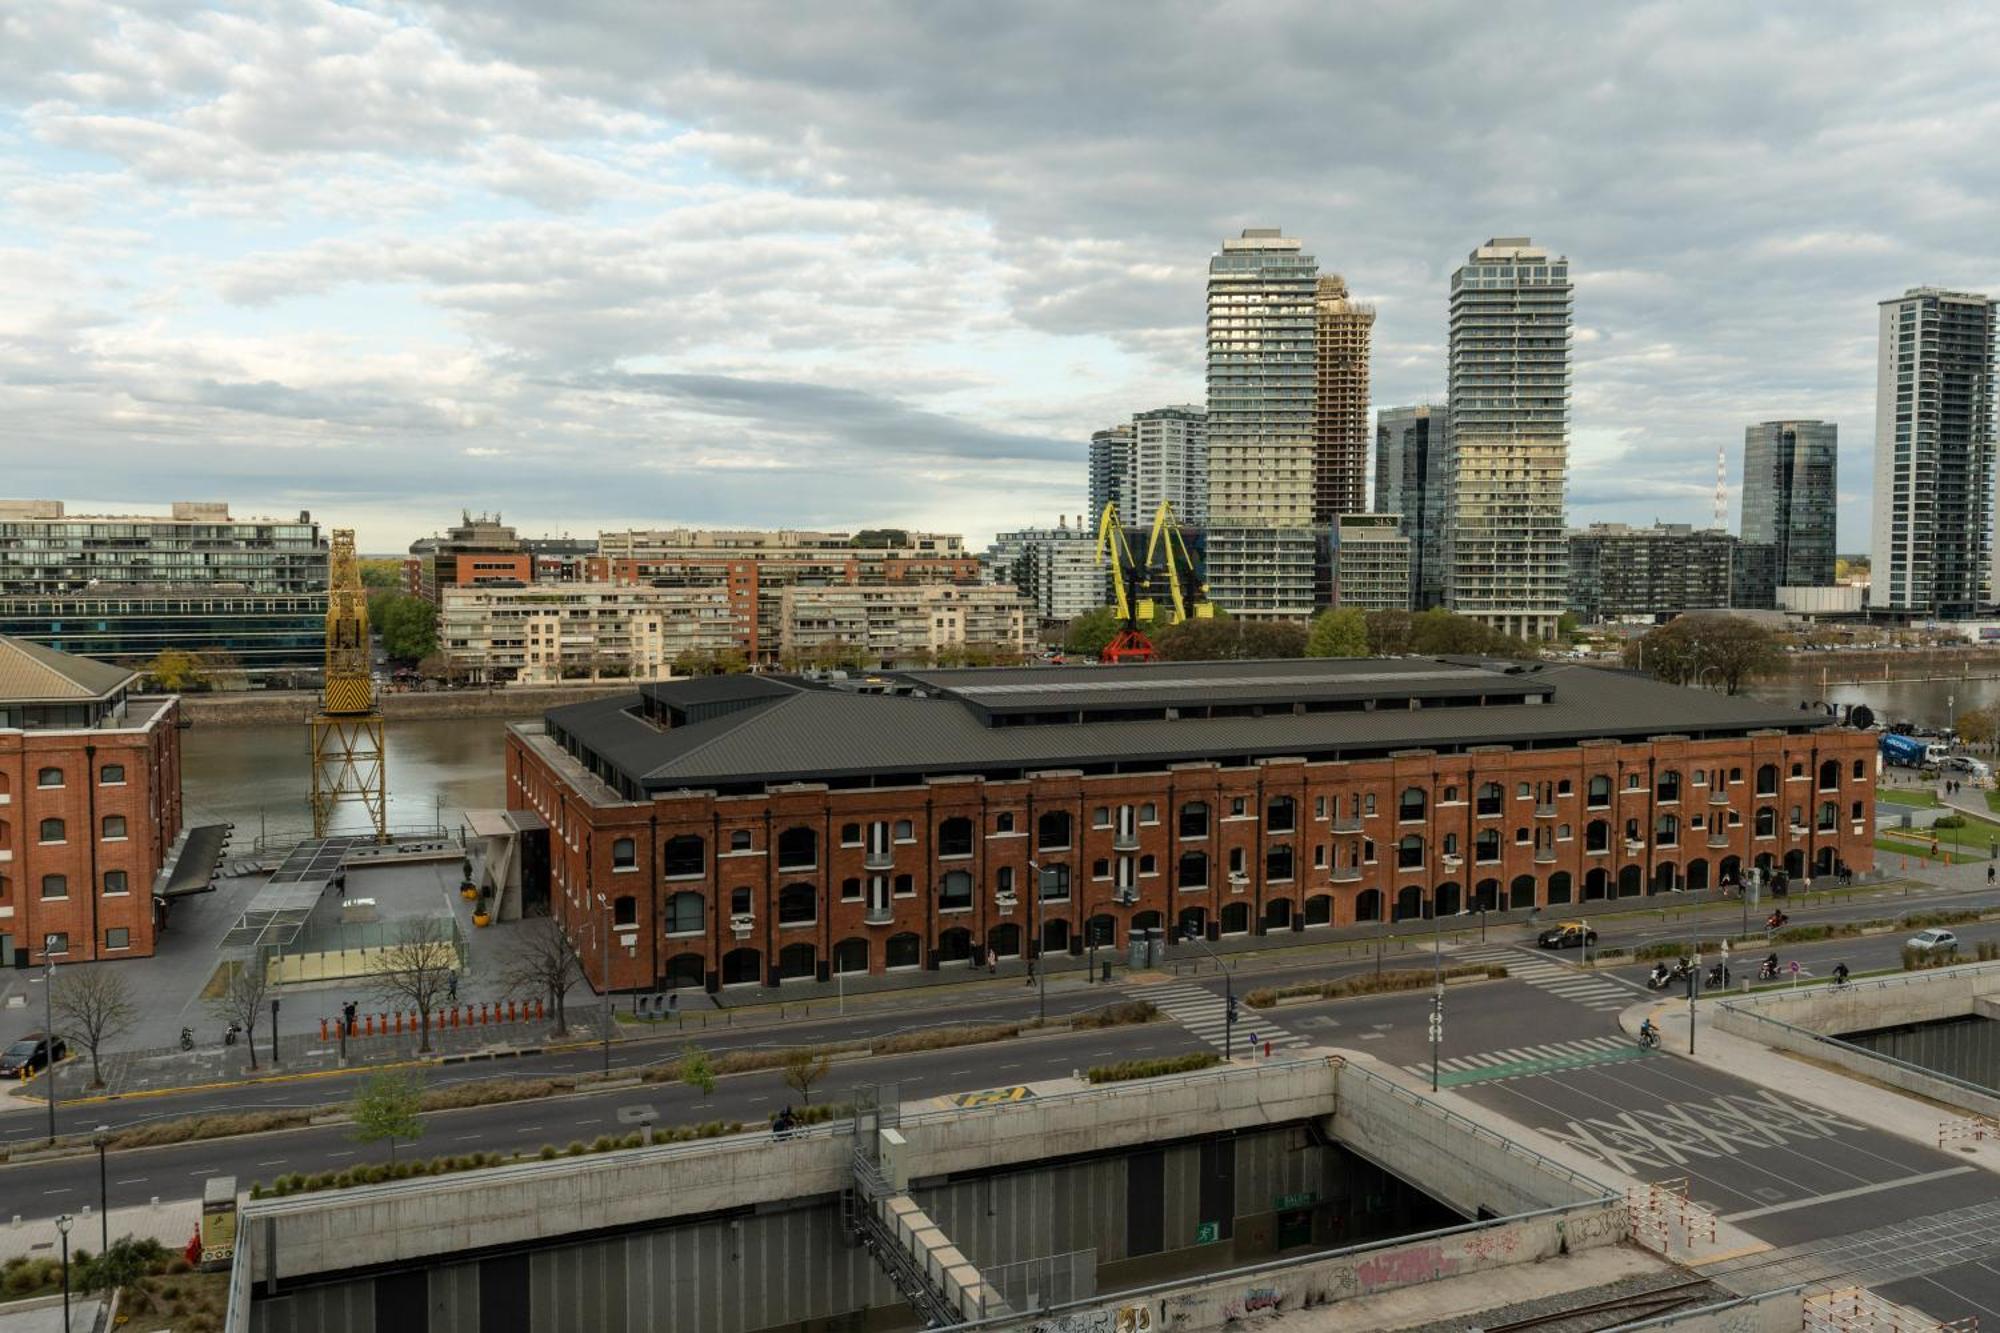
0, 636, 188, 966
504, 657, 1877, 993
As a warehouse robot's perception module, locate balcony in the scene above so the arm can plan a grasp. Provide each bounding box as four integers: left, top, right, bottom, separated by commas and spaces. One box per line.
1789, 824, 1809, 838
1533, 848, 1556, 865
1534, 803, 1557, 819
1709, 792, 1730, 806
729, 912, 755, 939
994, 892, 1017, 917
863, 904, 895, 926
863, 850, 893, 871
1709, 833, 1730, 849
1113, 832, 1140, 852
1331, 817, 1364, 834
1331, 865, 1362, 883
1625, 839, 1646, 854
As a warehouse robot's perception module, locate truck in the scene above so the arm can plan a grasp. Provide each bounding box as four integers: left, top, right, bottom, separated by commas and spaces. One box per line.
1879, 733, 1944, 768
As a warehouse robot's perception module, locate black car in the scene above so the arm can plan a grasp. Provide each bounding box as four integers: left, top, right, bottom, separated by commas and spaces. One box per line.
0, 1032, 66, 1078
1536, 922, 1599, 949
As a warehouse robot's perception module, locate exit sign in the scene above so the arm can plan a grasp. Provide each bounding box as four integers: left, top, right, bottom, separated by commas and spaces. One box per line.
1275, 1191, 1318, 1211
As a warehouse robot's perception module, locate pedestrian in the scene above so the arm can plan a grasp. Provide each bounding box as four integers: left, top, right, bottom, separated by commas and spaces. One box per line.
1988, 865, 1994, 887
447, 972, 459, 1003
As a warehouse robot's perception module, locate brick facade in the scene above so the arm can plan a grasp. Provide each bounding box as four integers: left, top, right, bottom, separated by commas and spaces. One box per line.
1, 698, 183, 965
507, 725, 1876, 993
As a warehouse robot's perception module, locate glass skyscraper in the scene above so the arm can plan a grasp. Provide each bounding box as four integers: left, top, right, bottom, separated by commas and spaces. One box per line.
1375, 404, 1448, 610
1445, 237, 1572, 642
1741, 420, 1837, 589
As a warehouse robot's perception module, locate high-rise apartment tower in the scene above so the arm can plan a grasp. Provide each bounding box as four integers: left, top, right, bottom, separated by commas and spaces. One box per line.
1131, 406, 1208, 526
1088, 424, 1136, 524
1444, 237, 1573, 641
1205, 228, 1319, 618
1375, 404, 1448, 610
1741, 420, 1838, 589
1870, 288, 1997, 617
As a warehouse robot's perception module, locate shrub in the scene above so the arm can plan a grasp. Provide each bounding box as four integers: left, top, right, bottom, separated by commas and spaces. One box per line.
1934, 814, 1967, 829
1244, 963, 1505, 1009
1085, 1052, 1221, 1084
540, 1144, 557, 1160
1069, 1001, 1159, 1029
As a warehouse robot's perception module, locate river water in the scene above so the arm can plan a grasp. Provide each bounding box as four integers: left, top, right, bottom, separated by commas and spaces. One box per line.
182, 715, 525, 844
180, 672, 1989, 843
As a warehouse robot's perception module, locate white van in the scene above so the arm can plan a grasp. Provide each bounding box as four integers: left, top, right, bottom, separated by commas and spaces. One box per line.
1944, 754, 1990, 780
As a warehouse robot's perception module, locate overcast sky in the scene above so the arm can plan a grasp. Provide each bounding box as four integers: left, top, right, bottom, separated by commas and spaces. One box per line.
3, 2, 1995, 554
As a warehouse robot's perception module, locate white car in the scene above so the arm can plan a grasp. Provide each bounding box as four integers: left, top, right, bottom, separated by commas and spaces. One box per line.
1905, 928, 1958, 955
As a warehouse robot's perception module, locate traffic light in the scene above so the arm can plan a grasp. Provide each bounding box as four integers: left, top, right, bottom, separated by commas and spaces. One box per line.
1226, 995, 1239, 1026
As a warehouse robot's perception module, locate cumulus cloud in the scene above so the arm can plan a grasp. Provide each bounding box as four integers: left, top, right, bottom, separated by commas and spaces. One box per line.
4, 1, 1999, 551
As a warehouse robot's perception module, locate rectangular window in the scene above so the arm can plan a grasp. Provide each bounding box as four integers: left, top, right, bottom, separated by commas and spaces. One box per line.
103, 869, 129, 895
105, 927, 131, 951
100, 764, 126, 786
41, 874, 68, 900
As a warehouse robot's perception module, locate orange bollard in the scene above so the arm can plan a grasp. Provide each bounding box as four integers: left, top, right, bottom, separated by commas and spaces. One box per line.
364, 1014, 374, 1037
319, 1017, 329, 1041
507, 999, 517, 1023
478, 1002, 488, 1025
395, 1012, 404, 1035
450, 1006, 459, 1028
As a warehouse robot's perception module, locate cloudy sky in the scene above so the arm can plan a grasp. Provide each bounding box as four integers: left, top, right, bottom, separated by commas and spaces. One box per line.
3, 2, 1995, 554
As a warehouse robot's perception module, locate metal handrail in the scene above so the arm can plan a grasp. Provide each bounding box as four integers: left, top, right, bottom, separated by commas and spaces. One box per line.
1717, 975, 2000, 1101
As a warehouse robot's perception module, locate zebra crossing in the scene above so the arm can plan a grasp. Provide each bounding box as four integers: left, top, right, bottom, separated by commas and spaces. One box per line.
1405, 1035, 1654, 1088
1136, 981, 1312, 1054
1456, 944, 1635, 1013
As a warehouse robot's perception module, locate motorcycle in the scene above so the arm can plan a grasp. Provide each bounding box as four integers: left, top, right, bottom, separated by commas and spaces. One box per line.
222, 1021, 242, 1047
179, 1026, 194, 1052
1647, 963, 1674, 990
1706, 963, 1728, 989
1766, 911, 1790, 931
1758, 957, 1781, 981
1668, 957, 1693, 982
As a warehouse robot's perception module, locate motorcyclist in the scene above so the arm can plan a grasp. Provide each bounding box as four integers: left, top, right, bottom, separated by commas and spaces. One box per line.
1760, 951, 1780, 979
1833, 962, 1851, 987
1767, 910, 1788, 930
1649, 961, 1671, 988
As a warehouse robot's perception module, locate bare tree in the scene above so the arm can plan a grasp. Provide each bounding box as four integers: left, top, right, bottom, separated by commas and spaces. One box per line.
370, 918, 458, 1053
781, 1048, 832, 1106
499, 916, 582, 1035
51, 968, 138, 1089
207, 954, 272, 1071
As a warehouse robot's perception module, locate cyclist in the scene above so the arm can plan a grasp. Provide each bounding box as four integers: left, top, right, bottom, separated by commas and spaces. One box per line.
1638, 1017, 1660, 1049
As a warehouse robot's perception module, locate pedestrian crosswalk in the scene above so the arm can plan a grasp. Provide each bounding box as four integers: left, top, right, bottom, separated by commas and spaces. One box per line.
1405, 1035, 1654, 1088
1135, 981, 1311, 1055
1455, 944, 1634, 1013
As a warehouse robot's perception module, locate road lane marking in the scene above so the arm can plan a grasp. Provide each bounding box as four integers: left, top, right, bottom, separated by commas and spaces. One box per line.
43, 1188, 71, 1195
256, 1160, 288, 1167
1720, 1166, 1978, 1221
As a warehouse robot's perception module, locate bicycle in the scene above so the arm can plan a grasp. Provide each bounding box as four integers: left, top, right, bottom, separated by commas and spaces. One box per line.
1637, 1027, 1660, 1051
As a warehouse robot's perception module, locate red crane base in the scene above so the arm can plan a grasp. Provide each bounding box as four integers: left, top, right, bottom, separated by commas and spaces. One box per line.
1101, 629, 1157, 664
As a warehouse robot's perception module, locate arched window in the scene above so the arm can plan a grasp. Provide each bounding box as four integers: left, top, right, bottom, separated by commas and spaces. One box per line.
1442, 831, 1459, 856
939, 870, 973, 909
1547, 871, 1573, 904
663, 953, 706, 989
1397, 835, 1424, 869
1041, 919, 1071, 952
1353, 889, 1382, 922
776, 826, 817, 871
721, 948, 762, 986
1656, 770, 1681, 803
35, 767, 62, 788
1474, 829, 1500, 863
986, 925, 1020, 958
778, 882, 817, 924
938, 928, 973, 963
1037, 811, 1072, 850
1398, 787, 1427, 822
38, 818, 64, 843
937, 817, 974, 858
778, 943, 816, 980
840, 822, 861, 846
613, 895, 637, 926
611, 837, 636, 869
41, 875, 68, 900
1178, 851, 1208, 889
1655, 815, 1679, 847
885, 933, 922, 969
99, 764, 125, 785
730, 829, 752, 851
1755, 807, 1776, 838
1756, 764, 1778, 797
1266, 796, 1296, 832
1179, 801, 1209, 839
1304, 896, 1333, 926
1819, 760, 1841, 790
1219, 903, 1250, 935
663, 835, 705, 878
1265, 845, 1294, 881
1587, 775, 1612, 808
1476, 783, 1503, 817
1586, 820, 1609, 853
1037, 862, 1071, 899
665, 892, 704, 934
833, 938, 869, 973
1817, 801, 1838, 831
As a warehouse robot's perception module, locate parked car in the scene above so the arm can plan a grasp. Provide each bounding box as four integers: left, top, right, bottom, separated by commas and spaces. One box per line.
0, 1032, 66, 1078
1537, 921, 1599, 949
1905, 928, 1959, 956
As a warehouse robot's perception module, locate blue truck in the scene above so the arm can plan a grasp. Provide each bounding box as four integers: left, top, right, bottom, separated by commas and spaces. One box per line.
1879, 733, 1943, 768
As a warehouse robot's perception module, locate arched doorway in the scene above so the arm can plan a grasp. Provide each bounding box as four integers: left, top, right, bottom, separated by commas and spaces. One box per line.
663, 953, 705, 990
937, 927, 972, 964
1754, 852, 1776, 877
832, 938, 869, 974
1583, 868, 1609, 901
721, 948, 762, 987
1177, 906, 1207, 938
1784, 850, 1805, 878
778, 942, 816, 980
1814, 846, 1836, 875
1084, 915, 1116, 947
1265, 898, 1293, 930
1304, 895, 1333, 926
1686, 858, 1709, 891
1617, 865, 1642, 897
1509, 874, 1536, 910
1547, 871, 1573, 905
885, 933, 922, 969
1042, 919, 1071, 953
1219, 903, 1250, 935
1435, 881, 1462, 916
1651, 862, 1678, 895
1472, 879, 1500, 912
1720, 855, 1742, 888
1354, 889, 1382, 923
1131, 909, 1162, 932
1394, 886, 1425, 921
987, 924, 1021, 958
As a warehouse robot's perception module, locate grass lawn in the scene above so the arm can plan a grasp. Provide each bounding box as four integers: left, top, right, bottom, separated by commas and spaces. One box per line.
1876, 788, 1941, 808
1877, 810, 2000, 857
1987, 789, 2000, 816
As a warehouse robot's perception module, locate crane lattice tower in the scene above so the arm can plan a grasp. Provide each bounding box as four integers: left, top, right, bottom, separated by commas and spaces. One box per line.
309, 529, 388, 840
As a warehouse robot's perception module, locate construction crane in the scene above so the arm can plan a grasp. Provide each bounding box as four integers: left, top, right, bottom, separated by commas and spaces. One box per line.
1142, 500, 1213, 625
1093, 502, 1157, 664
309, 529, 388, 840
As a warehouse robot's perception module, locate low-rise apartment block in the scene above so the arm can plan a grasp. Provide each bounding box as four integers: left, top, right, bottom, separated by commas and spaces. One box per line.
777, 585, 1033, 668
439, 583, 742, 684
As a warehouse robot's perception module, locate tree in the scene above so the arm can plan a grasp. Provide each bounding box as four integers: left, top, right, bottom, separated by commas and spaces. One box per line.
680, 1042, 717, 1096
1306, 607, 1369, 658
1062, 607, 1123, 657
1363, 609, 1414, 655
1624, 613, 1784, 694
351, 1068, 424, 1163
1956, 706, 1997, 748
374, 592, 438, 663
370, 918, 458, 1053
1556, 612, 1581, 642
781, 1048, 832, 1105
499, 917, 582, 1036
51, 968, 138, 1089
206, 954, 272, 1071
359, 558, 403, 590
79, 1236, 165, 1297
142, 649, 206, 692
1152, 617, 1307, 661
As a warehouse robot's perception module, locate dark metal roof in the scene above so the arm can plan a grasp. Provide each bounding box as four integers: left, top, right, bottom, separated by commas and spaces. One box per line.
158, 823, 231, 898
544, 659, 1837, 794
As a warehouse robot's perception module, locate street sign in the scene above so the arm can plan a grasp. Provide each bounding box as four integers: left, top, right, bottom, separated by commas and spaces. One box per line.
1195, 1221, 1220, 1244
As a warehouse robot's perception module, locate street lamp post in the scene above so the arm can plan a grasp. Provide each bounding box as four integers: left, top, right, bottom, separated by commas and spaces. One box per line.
1689, 943, 1701, 1055
56, 1213, 72, 1332
1026, 860, 1048, 1022
92, 1125, 110, 1254
270, 996, 281, 1068
44, 933, 60, 1146
1179, 925, 1235, 1060
596, 893, 613, 1074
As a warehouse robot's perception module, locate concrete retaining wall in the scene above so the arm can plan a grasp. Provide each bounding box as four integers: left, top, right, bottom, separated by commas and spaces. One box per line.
986, 1201, 1627, 1333
1331, 1061, 1609, 1217
1609, 1286, 1804, 1333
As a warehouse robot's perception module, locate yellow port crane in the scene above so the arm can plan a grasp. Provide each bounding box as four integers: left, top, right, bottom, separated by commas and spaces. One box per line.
309, 529, 387, 840
1093, 502, 1157, 663
1142, 500, 1213, 624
